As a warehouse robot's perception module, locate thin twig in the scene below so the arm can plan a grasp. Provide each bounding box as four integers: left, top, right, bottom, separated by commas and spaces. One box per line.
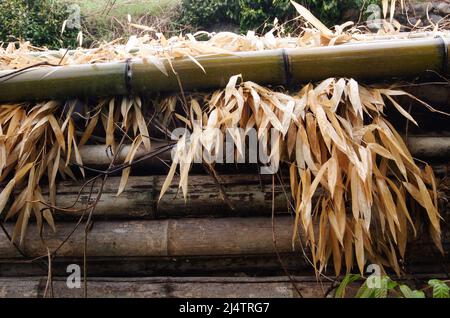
203, 163, 235, 211
271, 174, 303, 298
43, 248, 53, 298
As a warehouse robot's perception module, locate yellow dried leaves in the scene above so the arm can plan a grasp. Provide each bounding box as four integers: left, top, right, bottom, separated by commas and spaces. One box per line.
159, 76, 441, 275
0, 70, 442, 275
0, 95, 155, 242
1, 1, 429, 74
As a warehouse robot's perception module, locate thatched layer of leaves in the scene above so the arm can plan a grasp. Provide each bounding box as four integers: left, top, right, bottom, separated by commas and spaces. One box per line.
0, 76, 443, 276
159, 77, 443, 276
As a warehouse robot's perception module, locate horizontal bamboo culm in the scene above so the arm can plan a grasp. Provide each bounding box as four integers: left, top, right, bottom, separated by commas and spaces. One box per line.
0, 276, 327, 298
77, 136, 450, 167
1, 274, 448, 298
0, 37, 449, 102
0, 218, 296, 258
0, 217, 446, 261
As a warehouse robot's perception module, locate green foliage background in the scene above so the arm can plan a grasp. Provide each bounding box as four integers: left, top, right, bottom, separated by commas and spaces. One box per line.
179, 0, 381, 32
0, 0, 382, 48
0, 0, 78, 49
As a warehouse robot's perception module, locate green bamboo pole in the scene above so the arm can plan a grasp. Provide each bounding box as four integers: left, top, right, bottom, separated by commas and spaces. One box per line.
131, 49, 286, 93
0, 62, 128, 101
288, 37, 447, 82
0, 37, 448, 102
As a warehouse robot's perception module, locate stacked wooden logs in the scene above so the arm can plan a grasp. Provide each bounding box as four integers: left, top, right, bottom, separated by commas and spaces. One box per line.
0, 60, 449, 299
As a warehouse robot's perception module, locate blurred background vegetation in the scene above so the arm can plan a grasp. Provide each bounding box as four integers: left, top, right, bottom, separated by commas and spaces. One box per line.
179, 0, 379, 33
0, 0, 381, 49
0, 0, 79, 48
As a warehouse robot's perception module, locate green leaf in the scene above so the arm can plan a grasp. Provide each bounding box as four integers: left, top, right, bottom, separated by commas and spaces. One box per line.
373, 277, 392, 298
399, 285, 425, 298
386, 278, 398, 290
374, 286, 387, 298
335, 274, 361, 298
355, 281, 375, 298
428, 279, 450, 298
356, 276, 396, 298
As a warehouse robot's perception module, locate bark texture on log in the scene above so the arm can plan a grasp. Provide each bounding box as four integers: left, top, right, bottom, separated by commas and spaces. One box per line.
33, 175, 289, 218
0, 276, 326, 298
0, 252, 446, 277
0, 254, 309, 277
0, 215, 448, 261
8, 165, 446, 219
406, 136, 450, 159
78, 136, 450, 168
1, 274, 447, 298
0, 217, 297, 259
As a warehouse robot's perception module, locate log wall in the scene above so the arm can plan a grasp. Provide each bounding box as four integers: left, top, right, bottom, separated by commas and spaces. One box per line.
0, 85, 449, 298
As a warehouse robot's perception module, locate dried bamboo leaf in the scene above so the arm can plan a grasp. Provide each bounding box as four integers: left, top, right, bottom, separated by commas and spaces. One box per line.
117, 136, 143, 195
48, 115, 66, 151
354, 220, 365, 274
0, 179, 15, 215
106, 98, 116, 152
79, 112, 99, 146
414, 173, 440, 232
291, 1, 333, 37
134, 98, 151, 151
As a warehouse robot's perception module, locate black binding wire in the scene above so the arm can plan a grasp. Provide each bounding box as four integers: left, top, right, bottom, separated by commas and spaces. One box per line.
281, 48, 292, 87
124, 58, 133, 95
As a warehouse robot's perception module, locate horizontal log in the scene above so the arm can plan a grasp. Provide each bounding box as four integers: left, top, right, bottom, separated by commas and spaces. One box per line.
10, 161, 447, 219
403, 84, 450, 109
79, 136, 450, 168
0, 38, 449, 102
1, 274, 448, 298
0, 217, 298, 259
0, 216, 448, 261
0, 249, 447, 278
0, 254, 310, 277
26, 174, 289, 218
0, 276, 326, 298
406, 136, 450, 159
79, 142, 170, 167
3, 162, 447, 220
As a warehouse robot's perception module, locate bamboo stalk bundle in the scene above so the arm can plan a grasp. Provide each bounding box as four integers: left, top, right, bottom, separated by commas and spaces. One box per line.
0, 77, 447, 275
0, 3, 449, 278
0, 37, 449, 102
